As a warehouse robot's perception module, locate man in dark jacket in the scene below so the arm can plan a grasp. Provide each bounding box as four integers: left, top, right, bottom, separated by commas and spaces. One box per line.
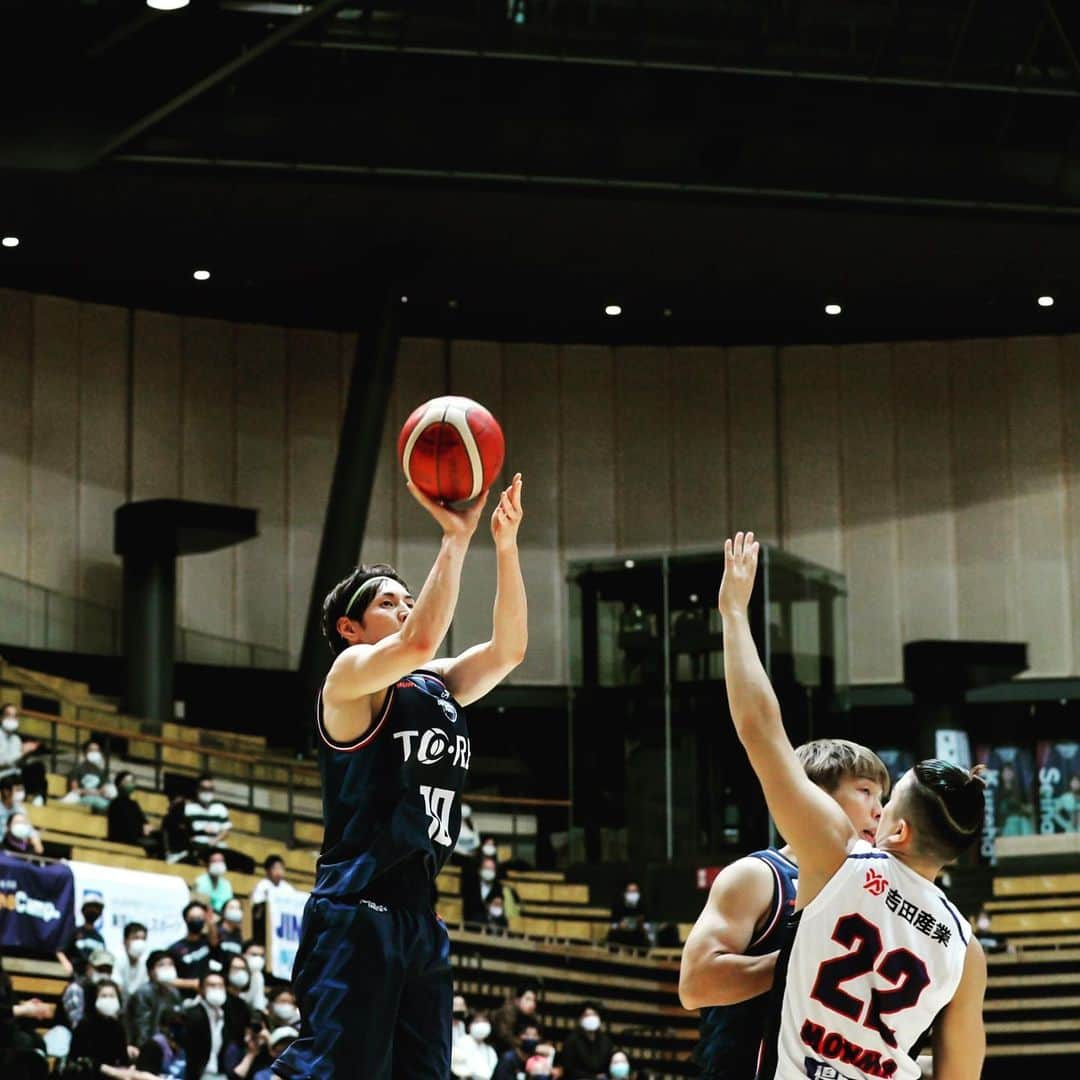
107, 773, 152, 849
183, 971, 245, 1080
557, 1002, 615, 1079
126, 951, 181, 1048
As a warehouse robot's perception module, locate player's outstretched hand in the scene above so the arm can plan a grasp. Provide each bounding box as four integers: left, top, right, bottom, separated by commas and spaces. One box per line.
491, 473, 524, 550
407, 481, 490, 541
718, 531, 760, 616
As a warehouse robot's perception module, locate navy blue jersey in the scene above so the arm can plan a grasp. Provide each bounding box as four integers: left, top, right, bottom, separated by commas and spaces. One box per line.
694, 849, 799, 1080
313, 668, 470, 898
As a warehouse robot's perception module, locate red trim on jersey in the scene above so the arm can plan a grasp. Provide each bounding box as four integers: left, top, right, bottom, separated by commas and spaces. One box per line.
748, 856, 785, 950
317, 685, 395, 752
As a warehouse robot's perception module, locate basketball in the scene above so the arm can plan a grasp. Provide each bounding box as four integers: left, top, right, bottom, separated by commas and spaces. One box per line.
398, 395, 505, 507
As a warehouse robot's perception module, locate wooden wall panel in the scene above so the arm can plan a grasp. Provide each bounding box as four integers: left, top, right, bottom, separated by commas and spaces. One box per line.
670, 347, 728, 549
559, 346, 616, 559
502, 342, 562, 684
838, 343, 902, 683
614, 347, 673, 554
727, 346, 779, 541
949, 338, 1019, 642
780, 345, 843, 572
1005, 336, 1070, 676
178, 318, 236, 638
286, 330, 343, 662
892, 341, 958, 643
0, 290, 33, 586
131, 310, 182, 500
235, 323, 288, 653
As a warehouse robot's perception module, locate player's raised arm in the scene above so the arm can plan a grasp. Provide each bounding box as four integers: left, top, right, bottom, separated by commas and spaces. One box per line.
679, 857, 780, 1009
323, 484, 489, 706
427, 474, 528, 707
719, 532, 856, 895
930, 938, 987, 1080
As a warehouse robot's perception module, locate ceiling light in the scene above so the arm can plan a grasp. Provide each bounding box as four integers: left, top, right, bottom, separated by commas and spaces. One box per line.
663, 308, 673, 318
400, 295, 408, 304
448, 299, 459, 309
193, 269, 210, 281
1, 237, 19, 249
825, 303, 842, 316
1038, 295, 1054, 307
624, 559, 635, 568
605, 304, 622, 317
147, 1, 191, 10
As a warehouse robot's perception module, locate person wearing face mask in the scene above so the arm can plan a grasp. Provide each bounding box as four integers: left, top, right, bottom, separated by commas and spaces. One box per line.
0, 773, 27, 837
240, 943, 268, 1012
69, 977, 129, 1070
186, 775, 233, 858
465, 855, 508, 925
223, 956, 254, 1045
2, 809, 43, 855
127, 952, 183, 1048
557, 1003, 615, 1079
213, 900, 246, 963
62, 739, 114, 810
452, 993, 470, 1047
60, 948, 115, 1033
183, 971, 234, 1080
64, 893, 107, 976
491, 983, 538, 1056
0, 704, 45, 803
607, 1050, 632, 1079
108, 771, 156, 851
167, 901, 213, 993
452, 1010, 498, 1080
194, 852, 235, 914
492, 1020, 542, 1080
266, 987, 299, 1030
112, 921, 150, 998
253, 1025, 299, 1080
607, 881, 651, 948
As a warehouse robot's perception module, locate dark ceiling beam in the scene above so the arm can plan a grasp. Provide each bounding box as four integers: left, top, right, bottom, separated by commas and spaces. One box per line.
90, 0, 351, 166
113, 152, 1080, 217
289, 37, 1080, 98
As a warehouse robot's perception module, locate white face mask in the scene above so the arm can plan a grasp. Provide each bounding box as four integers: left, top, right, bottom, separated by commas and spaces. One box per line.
624, 891, 640, 907
204, 988, 227, 1008
246, 955, 265, 973
2, 717, 18, 733
272, 1002, 297, 1022
228, 970, 250, 989
95, 996, 121, 1019
156, 966, 177, 984
198, 790, 215, 805
488, 906, 504, 919
128, 938, 148, 959
581, 1014, 601, 1033
470, 1021, 491, 1041
86, 751, 105, 768
223, 906, 242, 923
481, 843, 497, 857
11, 790, 25, 804
479, 868, 496, 883
208, 862, 226, 877
11, 822, 32, 840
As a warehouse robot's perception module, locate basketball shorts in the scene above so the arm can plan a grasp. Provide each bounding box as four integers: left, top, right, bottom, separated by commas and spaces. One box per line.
271, 880, 451, 1080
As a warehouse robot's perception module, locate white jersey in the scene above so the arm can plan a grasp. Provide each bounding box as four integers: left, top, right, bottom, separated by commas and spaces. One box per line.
760, 842, 968, 1080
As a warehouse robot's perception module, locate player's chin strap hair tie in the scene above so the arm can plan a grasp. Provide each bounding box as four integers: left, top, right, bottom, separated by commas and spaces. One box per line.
344, 576, 393, 619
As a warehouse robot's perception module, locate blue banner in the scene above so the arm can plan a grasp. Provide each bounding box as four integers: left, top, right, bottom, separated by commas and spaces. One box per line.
0, 853, 75, 953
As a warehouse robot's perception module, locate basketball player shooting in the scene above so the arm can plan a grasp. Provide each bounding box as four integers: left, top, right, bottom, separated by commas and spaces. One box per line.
718, 532, 987, 1080
273, 474, 526, 1080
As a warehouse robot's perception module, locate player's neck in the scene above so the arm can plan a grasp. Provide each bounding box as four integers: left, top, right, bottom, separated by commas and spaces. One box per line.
879, 843, 943, 883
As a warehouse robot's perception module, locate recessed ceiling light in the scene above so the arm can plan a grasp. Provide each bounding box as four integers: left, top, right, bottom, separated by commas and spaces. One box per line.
605, 304, 622, 317
663, 308, 673, 318
825, 303, 842, 316
147, 1, 191, 10
400, 295, 408, 304
1, 236, 19, 248
624, 559, 635, 568
1038, 295, 1055, 307
193, 269, 210, 281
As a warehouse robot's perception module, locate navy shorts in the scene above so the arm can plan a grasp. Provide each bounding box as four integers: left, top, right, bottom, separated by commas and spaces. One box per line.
272, 887, 451, 1080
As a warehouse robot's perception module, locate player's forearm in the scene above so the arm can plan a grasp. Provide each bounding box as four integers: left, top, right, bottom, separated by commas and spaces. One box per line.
489, 545, 527, 664
680, 950, 779, 1009
400, 535, 471, 656
720, 611, 783, 745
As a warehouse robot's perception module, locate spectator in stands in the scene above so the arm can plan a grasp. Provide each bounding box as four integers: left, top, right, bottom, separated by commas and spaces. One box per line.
493, 1020, 542, 1080
230, 1017, 271, 1080
0, 704, 45, 804
558, 1002, 615, 1079
254, 1025, 299, 1080
2, 810, 43, 856
0, 772, 25, 836
64, 892, 107, 976
69, 976, 128, 1071
491, 983, 538, 1055
465, 855, 507, 924
63, 739, 114, 811
61, 947, 115, 1032
607, 1049, 632, 1078
452, 1010, 498, 1079
113, 922, 150, 999
223, 956, 253, 1043
250, 854, 295, 905
108, 772, 155, 851
452, 993, 470, 1046
126, 951, 181, 1049
213, 899, 246, 963
525, 1055, 553, 1076
480, 835, 499, 863
240, 942, 268, 1013
182, 970, 234, 1080
167, 900, 213, 993
186, 775, 232, 856
193, 850, 235, 914
485, 894, 510, 932
0, 951, 52, 1071
608, 880, 651, 949
132, 1004, 188, 1080
266, 986, 300, 1029
455, 802, 480, 857
162, 795, 192, 864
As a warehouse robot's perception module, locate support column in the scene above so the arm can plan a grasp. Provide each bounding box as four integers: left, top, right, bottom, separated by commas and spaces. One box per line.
122, 551, 176, 729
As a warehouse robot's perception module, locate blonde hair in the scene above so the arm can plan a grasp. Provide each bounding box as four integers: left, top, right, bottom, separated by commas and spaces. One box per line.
795, 739, 891, 797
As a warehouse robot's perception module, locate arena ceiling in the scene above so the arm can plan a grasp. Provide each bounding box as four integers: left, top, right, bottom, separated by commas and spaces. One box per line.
4, 0, 1080, 343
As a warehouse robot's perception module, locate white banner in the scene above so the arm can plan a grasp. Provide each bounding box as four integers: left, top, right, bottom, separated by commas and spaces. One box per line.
934, 730, 972, 769
69, 860, 191, 958
267, 889, 310, 981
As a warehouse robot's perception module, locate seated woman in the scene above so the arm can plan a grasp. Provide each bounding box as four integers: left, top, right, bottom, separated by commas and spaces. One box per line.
69, 978, 129, 1072
2, 811, 43, 856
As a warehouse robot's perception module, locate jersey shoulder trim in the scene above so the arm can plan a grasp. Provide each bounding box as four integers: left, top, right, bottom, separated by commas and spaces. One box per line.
316, 684, 396, 753
934, 893, 969, 946
747, 850, 789, 950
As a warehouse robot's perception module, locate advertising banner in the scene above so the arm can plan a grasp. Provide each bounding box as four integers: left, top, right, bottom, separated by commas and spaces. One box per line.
0, 852, 75, 952
974, 744, 1036, 864
1036, 741, 1080, 834
267, 889, 310, 981
68, 860, 191, 957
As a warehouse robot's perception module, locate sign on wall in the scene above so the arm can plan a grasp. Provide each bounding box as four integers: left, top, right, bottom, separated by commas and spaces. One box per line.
0, 853, 75, 953
267, 889, 311, 981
